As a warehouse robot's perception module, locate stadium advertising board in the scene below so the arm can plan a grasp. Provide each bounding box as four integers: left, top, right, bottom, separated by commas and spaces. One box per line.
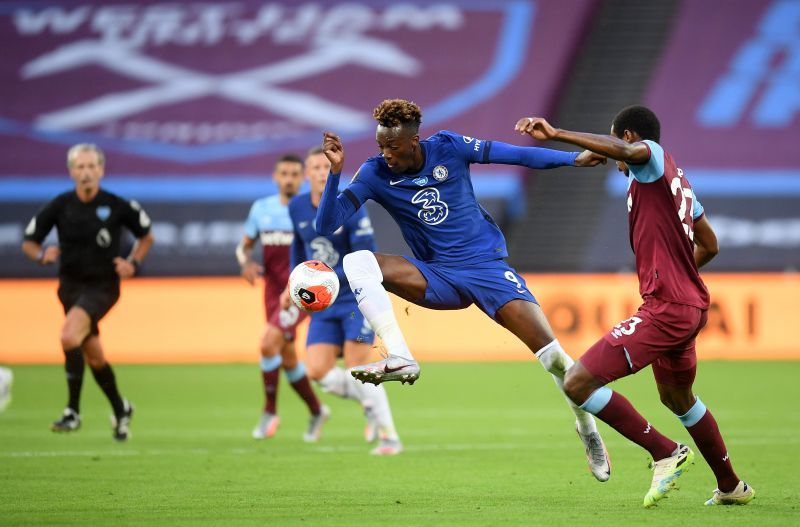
1, 274, 797, 363
595, 0, 800, 271
0, 181, 518, 277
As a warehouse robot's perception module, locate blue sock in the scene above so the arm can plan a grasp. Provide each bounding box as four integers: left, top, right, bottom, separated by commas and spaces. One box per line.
579, 386, 613, 415
284, 362, 307, 384
676, 396, 707, 427
260, 355, 282, 373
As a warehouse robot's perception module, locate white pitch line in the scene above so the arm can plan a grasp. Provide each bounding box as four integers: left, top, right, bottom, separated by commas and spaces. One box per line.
3, 436, 796, 459
1, 443, 528, 458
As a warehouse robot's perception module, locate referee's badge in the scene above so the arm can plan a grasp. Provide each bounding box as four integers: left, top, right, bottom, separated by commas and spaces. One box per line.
433, 165, 449, 181
96, 206, 111, 221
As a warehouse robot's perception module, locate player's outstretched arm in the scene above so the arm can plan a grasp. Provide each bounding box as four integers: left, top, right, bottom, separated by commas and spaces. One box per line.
316, 131, 359, 235
693, 215, 719, 268
483, 140, 606, 169
515, 117, 649, 164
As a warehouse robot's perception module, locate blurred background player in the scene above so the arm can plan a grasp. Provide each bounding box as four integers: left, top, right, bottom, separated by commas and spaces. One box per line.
21, 143, 153, 441
237, 154, 329, 442
516, 107, 754, 507
316, 99, 612, 480
284, 146, 402, 455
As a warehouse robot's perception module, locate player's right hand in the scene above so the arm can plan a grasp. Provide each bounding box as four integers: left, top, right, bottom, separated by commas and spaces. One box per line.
241, 261, 263, 286
574, 150, 607, 167
40, 245, 60, 265
514, 117, 557, 141
322, 131, 344, 174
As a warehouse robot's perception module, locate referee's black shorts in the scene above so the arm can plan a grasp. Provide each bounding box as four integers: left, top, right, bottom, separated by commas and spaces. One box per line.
57, 279, 120, 336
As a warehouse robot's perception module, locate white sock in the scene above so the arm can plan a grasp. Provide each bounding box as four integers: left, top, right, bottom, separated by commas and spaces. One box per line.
320, 365, 399, 440
351, 376, 399, 441
318, 367, 359, 401
343, 251, 414, 361
535, 339, 598, 435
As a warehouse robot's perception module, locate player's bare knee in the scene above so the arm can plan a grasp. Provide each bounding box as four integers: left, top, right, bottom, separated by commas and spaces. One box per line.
260, 330, 284, 357
60, 330, 84, 351
659, 389, 695, 415
563, 365, 596, 405
306, 356, 330, 381
562, 367, 583, 403
259, 344, 280, 358
305, 363, 326, 382
85, 355, 106, 370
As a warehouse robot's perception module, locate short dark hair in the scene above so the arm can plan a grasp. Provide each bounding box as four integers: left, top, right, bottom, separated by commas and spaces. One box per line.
612, 105, 660, 142
373, 99, 422, 133
276, 153, 303, 166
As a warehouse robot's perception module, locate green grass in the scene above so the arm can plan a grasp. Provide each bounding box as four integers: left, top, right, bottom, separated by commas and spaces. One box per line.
1, 362, 798, 526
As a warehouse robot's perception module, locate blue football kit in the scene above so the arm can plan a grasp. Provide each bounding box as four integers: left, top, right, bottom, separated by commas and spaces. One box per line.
289, 192, 377, 346
316, 130, 579, 319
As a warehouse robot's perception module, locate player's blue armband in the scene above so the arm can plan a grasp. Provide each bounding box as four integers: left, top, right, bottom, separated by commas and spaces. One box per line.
484, 141, 578, 169
316, 172, 357, 235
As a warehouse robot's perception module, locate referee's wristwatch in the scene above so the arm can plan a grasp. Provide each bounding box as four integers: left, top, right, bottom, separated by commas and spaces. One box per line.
127, 256, 142, 274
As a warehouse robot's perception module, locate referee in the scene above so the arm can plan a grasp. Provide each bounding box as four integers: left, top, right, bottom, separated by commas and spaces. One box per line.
21, 144, 154, 441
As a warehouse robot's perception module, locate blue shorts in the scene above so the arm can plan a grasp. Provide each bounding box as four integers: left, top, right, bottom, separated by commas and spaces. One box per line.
404, 257, 538, 320
306, 296, 376, 347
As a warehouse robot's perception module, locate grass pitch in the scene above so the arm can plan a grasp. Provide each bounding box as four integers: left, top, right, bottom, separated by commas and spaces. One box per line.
1, 361, 798, 526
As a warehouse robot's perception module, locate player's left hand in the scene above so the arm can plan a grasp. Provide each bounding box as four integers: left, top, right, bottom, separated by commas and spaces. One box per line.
113, 257, 136, 279
574, 150, 607, 167
514, 117, 557, 140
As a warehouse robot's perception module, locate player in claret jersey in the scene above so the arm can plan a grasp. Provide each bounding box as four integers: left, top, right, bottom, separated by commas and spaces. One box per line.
316, 99, 612, 481
516, 106, 754, 507
237, 154, 328, 442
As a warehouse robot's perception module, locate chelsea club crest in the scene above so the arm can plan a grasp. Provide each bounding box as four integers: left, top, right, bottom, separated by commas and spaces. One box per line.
433, 165, 448, 182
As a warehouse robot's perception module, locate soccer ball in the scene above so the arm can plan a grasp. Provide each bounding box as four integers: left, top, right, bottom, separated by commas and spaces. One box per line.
288, 260, 340, 312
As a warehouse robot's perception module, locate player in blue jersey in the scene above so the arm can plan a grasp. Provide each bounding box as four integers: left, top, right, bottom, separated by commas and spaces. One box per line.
237, 154, 328, 442
283, 146, 402, 455
316, 99, 612, 481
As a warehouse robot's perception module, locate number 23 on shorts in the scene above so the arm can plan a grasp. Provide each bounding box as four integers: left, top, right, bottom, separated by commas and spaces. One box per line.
611, 316, 643, 337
